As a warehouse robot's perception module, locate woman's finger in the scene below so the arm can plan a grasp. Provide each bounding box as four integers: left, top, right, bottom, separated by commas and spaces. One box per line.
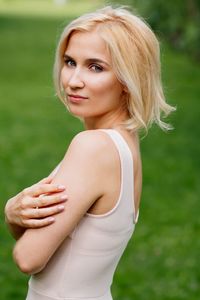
34, 193, 68, 208
23, 204, 65, 219
22, 217, 55, 228
22, 183, 66, 197
38, 176, 53, 184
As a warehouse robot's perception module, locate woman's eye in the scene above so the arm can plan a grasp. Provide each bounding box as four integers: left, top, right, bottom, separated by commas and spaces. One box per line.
64, 58, 76, 67
90, 64, 103, 73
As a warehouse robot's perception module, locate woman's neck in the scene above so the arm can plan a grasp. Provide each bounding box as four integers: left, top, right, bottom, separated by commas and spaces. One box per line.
83, 110, 129, 131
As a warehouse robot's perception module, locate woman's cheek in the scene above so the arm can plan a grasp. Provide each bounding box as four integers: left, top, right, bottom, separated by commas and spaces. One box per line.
61, 67, 72, 87
60, 68, 66, 86
88, 74, 113, 93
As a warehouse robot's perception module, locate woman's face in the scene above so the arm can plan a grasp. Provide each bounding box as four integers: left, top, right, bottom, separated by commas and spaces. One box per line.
61, 30, 126, 122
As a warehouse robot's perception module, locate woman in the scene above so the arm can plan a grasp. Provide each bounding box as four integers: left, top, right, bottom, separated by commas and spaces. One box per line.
5, 6, 175, 300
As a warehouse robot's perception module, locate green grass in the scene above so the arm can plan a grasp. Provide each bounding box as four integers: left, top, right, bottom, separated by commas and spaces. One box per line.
0, 5, 200, 300
0, 0, 102, 18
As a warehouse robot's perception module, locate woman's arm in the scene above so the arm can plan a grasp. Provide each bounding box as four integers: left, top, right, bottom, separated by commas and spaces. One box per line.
4, 164, 66, 240
13, 131, 108, 274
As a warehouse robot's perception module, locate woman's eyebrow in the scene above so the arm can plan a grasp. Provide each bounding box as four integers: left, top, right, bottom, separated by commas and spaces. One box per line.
85, 58, 110, 67
63, 53, 73, 60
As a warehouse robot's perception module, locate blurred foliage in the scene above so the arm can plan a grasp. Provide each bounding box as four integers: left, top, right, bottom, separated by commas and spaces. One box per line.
110, 0, 200, 61
0, 0, 102, 18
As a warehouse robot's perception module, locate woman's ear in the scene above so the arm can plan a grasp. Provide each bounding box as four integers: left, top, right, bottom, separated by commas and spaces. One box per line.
123, 86, 128, 93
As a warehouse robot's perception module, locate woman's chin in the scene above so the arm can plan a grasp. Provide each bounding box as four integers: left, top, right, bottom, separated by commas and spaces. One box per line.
68, 108, 87, 119
68, 106, 92, 118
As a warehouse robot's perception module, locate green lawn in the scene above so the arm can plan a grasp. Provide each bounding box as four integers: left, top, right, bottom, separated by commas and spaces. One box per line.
0, 0, 102, 18
0, 3, 199, 300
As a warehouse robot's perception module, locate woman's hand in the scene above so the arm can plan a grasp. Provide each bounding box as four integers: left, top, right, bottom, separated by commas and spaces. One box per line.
5, 176, 67, 238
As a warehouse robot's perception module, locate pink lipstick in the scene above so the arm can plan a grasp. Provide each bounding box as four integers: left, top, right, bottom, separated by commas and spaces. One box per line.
68, 94, 88, 103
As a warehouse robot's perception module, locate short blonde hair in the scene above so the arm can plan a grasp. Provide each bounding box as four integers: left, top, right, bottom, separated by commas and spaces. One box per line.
54, 6, 175, 132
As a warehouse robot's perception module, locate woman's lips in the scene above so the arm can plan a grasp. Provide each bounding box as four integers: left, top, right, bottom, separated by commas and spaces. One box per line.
68, 94, 88, 103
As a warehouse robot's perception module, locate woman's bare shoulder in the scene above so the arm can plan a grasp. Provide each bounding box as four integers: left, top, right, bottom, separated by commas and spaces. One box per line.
70, 130, 109, 147
66, 130, 113, 162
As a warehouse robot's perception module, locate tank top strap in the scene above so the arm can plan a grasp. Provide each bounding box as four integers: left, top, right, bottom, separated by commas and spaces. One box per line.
99, 129, 137, 223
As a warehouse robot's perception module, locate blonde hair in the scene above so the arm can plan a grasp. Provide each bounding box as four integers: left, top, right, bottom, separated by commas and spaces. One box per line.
54, 6, 175, 132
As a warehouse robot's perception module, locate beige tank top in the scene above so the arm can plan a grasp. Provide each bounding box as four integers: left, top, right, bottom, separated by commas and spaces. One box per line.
26, 129, 139, 300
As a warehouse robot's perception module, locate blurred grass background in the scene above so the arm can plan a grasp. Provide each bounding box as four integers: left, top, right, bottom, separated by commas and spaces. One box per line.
0, 0, 199, 299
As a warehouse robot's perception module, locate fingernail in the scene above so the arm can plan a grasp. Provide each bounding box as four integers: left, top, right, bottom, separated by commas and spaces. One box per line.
58, 205, 65, 210
49, 217, 55, 222
58, 185, 65, 190
61, 195, 68, 200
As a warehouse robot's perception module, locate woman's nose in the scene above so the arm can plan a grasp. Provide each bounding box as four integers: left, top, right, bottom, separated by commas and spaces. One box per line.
68, 69, 84, 89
